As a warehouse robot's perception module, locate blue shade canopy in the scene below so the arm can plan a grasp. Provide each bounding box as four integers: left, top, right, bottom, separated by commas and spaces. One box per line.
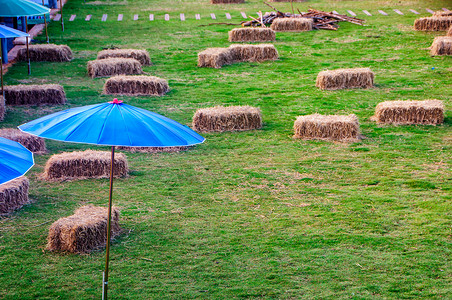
18, 100, 205, 147
0, 25, 30, 39
0, 0, 50, 17
0, 137, 34, 185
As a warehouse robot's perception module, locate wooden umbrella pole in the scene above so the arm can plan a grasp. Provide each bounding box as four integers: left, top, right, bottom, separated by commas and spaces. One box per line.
60, 0, 64, 31
25, 18, 31, 75
102, 145, 115, 300
44, 13, 49, 43
0, 46, 3, 99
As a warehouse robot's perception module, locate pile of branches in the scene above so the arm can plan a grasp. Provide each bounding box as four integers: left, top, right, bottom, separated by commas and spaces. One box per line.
242, 2, 365, 30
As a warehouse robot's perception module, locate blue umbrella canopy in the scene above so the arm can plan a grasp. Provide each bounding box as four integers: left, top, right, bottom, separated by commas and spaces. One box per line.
18, 99, 205, 147
0, 25, 30, 38
0, 0, 50, 17
0, 137, 34, 185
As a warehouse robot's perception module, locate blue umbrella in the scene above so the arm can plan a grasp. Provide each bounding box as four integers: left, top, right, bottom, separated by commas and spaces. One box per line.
0, 137, 34, 185
19, 98, 205, 299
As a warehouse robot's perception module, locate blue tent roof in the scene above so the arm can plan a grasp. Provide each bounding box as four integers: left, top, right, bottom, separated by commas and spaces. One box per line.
0, 24, 30, 39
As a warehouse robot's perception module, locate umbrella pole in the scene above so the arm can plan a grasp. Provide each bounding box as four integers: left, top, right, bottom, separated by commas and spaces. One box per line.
25, 18, 31, 75
44, 14, 49, 43
0, 44, 3, 99
60, 0, 64, 32
103, 145, 115, 300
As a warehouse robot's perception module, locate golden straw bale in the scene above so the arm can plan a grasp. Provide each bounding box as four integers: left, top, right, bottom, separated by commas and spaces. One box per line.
97, 49, 151, 65
42, 150, 129, 182
4, 84, 66, 105
414, 17, 452, 31
316, 68, 374, 90
433, 11, 452, 17
373, 100, 444, 125
198, 48, 234, 68
430, 36, 452, 55
17, 44, 72, 62
0, 96, 4, 121
46, 205, 120, 253
228, 44, 279, 62
228, 28, 276, 42
103, 75, 169, 96
87, 58, 142, 78
447, 25, 452, 36
193, 105, 262, 132
270, 18, 313, 32
118, 146, 189, 153
211, 0, 244, 3
294, 114, 360, 142
0, 176, 29, 215
0, 128, 46, 154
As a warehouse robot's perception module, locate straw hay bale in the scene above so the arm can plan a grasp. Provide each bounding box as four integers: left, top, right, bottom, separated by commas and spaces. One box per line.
228, 28, 276, 42
229, 44, 279, 62
42, 150, 129, 182
97, 49, 151, 65
433, 11, 452, 17
373, 100, 444, 125
103, 75, 169, 96
447, 25, 452, 36
118, 146, 189, 153
17, 44, 72, 62
294, 114, 360, 142
0, 176, 29, 215
87, 58, 142, 78
193, 106, 262, 132
430, 36, 452, 55
0, 128, 46, 154
414, 17, 452, 31
270, 18, 313, 32
46, 205, 120, 253
198, 48, 234, 68
211, 0, 244, 3
316, 68, 374, 90
4, 84, 66, 105
0, 96, 4, 121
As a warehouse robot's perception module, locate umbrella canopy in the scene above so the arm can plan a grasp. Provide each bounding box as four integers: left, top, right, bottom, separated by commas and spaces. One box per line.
0, 137, 34, 185
0, 0, 50, 17
18, 99, 205, 147
0, 24, 30, 38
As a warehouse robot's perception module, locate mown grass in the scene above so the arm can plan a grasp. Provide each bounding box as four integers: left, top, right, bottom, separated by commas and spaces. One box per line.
0, 0, 451, 299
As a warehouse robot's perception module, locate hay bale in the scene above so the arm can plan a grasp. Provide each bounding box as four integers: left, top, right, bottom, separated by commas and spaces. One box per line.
430, 36, 452, 55
46, 205, 120, 253
447, 25, 452, 36
198, 48, 234, 68
211, 0, 244, 3
0, 95, 4, 121
270, 18, 313, 32
42, 150, 129, 182
87, 58, 142, 78
316, 68, 374, 90
118, 146, 189, 153
414, 17, 452, 31
0, 128, 46, 154
0, 176, 29, 215
17, 44, 72, 62
229, 44, 279, 62
97, 49, 151, 65
193, 105, 262, 132
103, 75, 169, 96
4, 84, 66, 105
373, 100, 444, 125
228, 28, 276, 42
294, 114, 360, 142
433, 11, 452, 17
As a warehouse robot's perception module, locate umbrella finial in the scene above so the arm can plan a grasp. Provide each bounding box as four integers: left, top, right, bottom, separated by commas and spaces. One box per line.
109, 98, 123, 104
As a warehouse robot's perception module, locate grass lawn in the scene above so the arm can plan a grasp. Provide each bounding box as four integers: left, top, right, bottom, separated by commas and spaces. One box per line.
0, 0, 451, 298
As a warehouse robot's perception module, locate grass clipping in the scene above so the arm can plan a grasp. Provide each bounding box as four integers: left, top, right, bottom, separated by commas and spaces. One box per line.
294, 114, 360, 142
87, 58, 142, 78
97, 49, 151, 65
4, 84, 66, 105
430, 36, 452, 55
42, 150, 129, 182
103, 75, 169, 96
193, 105, 262, 132
46, 205, 120, 253
372, 100, 444, 125
316, 68, 374, 90
270, 18, 313, 32
17, 44, 72, 62
228, 28, 276, 42
414, 17, 452, 31
0, 95, 4, 121
0, 128, 46, 154
0, 176, 29, 215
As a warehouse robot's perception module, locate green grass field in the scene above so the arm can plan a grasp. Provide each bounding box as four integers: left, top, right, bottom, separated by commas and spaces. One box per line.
1, 0, 451, 298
